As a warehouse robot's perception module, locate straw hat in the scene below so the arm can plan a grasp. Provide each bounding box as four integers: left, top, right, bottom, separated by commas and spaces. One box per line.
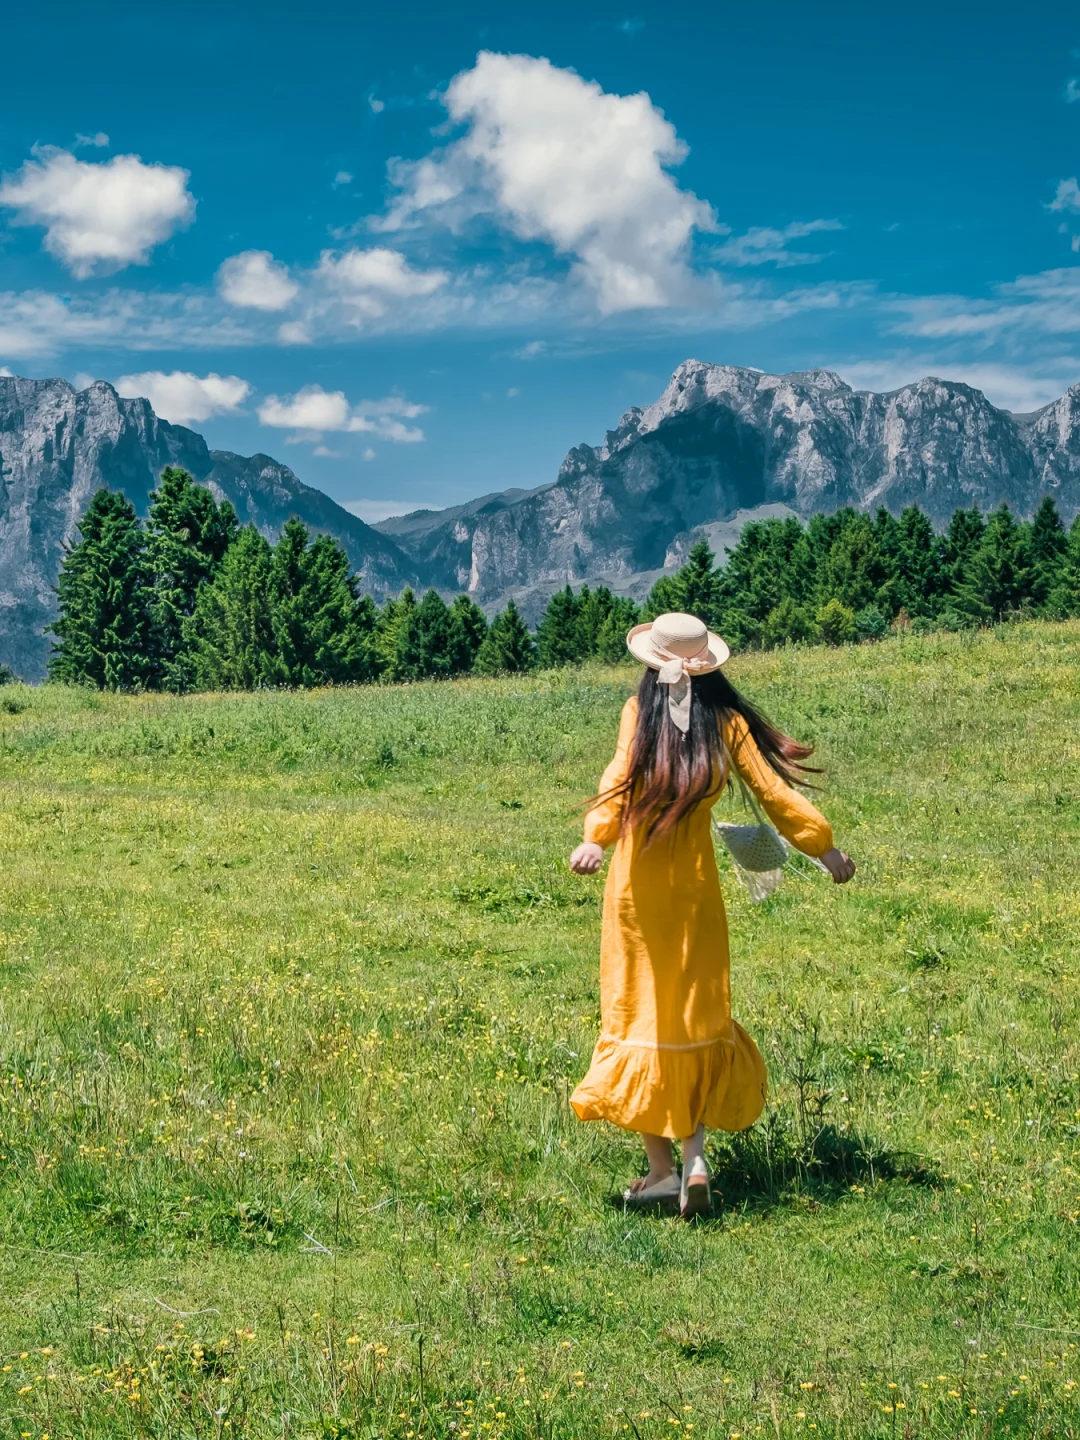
625, 613, 729, 733
626, 612, 729, 672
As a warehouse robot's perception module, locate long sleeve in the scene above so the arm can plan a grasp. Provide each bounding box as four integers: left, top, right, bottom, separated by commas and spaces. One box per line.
583, 695, 638, 848
724, 713, 834, 858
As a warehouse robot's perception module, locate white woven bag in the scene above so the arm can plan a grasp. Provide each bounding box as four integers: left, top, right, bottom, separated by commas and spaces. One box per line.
713, 784, 823, 902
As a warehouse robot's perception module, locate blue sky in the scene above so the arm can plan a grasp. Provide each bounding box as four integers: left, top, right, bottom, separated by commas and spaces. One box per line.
2, 0, 1079, 520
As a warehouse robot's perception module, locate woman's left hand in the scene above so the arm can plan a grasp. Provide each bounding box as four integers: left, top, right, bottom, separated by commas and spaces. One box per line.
820, 848, 856, 884
569, 842, 604, 875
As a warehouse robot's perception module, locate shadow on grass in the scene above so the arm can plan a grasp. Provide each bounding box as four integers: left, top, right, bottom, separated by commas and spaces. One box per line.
606, 1018, 940, 1220
707, 1109, 939, 1214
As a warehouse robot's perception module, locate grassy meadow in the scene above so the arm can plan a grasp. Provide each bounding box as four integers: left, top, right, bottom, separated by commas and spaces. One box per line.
1, 623, 1079, 1439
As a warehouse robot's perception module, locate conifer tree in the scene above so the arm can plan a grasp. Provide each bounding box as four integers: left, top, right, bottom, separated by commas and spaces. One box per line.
396, 589, 454, 680
594, 596, 641, 661
819, 512, 883, 613
473, 598, 536, 675
535, 586, 584, 666
271, 520, 376, 685
373, 587, 416, 681
938, 508, 986, 600
48, 488, 152, 689
953, 505, 1029, 623
644, 540, 723, 628
1044, 514, 1080, 618
446, 594, 488, 674
182, 526, 283, 690
145, 466, 238, 689
1027, 496, 1067, 610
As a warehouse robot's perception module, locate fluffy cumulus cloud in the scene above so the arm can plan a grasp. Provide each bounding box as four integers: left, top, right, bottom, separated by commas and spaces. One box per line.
115, 370, 251, 425
257, 384, 426, 443
0, 148, 195, 277
217, 250, 299, 311
376, 51, 714, 314
314, 246, 448, 321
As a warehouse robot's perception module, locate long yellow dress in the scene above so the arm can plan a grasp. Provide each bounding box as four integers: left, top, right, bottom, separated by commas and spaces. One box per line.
570, 695, 835, 1140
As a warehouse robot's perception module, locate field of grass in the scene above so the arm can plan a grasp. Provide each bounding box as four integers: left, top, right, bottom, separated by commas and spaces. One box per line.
0, 623, 1079, 1439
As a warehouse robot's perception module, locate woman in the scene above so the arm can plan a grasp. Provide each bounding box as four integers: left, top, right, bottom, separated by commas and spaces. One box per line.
569, 613, 855, 1218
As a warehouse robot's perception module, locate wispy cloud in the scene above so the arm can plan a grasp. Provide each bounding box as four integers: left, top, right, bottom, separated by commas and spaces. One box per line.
713, 219, 844, 268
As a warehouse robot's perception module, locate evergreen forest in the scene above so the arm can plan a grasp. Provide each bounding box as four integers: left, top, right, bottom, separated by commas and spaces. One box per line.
41, 467, 1080, 690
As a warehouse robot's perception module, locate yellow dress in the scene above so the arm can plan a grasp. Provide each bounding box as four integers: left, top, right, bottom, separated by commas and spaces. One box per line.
570, 695, 834, 1140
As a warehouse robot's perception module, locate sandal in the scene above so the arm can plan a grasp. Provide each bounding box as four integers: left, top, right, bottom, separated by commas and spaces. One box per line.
680, 1156, 712, 1219
623, 1170, 681, 1208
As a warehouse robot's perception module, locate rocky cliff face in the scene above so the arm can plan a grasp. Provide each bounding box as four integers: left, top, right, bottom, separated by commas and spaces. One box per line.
0, 376, 419, 679
378, 361, 1080, 605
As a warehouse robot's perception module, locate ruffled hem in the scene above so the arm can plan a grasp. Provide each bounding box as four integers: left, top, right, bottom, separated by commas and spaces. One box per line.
569, 1020, 767, 1139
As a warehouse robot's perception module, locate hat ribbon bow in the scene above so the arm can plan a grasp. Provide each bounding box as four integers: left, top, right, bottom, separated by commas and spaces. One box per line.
655, 646, 713, 734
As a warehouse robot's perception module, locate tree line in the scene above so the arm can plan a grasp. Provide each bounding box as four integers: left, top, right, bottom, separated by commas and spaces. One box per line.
42, 468, 1080, 690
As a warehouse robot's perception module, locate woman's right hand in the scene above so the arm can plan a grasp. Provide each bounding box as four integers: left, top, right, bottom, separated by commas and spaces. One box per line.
569, 842, 604, 875
820, 848, 856, 884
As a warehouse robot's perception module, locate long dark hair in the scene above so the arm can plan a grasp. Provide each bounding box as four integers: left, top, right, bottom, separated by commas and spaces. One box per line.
593, 668, 819, 845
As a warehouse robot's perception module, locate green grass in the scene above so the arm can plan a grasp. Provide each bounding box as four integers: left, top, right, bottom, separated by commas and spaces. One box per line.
1, 623, 1079, 1439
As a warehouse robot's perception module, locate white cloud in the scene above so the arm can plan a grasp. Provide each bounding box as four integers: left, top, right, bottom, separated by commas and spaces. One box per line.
72, 370, 96, 389
217, 249, 299, 311
838, 356, 1076, 413
0, 286, 255, 358
375, 51, 715, 314
368, 96, 385, 114
74, 132, 110, 149
116, 370, 251, 425
0, 365, 13, 377
257, 384, 427, 443
0, 148, 195, 277
1066, 79, 1080, 104
277, 320, 312, 344
315, 245, 448, 322
714, 220, 844, 268
894, 266, 1080, 341
362, 447, 376, 461
332, 171, 353, 187
1050, 178, 1080, 214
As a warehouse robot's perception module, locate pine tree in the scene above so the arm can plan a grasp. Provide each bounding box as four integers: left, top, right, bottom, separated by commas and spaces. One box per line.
535, 586, 584, 666
939, 508, 986, 600
145, 466, 238, 689
270, 520, 376, 685
594, 596, 641, 662
396, 589, 454, 680
182, 526, 284, 690
473, 599, 536, 675
373, 588, 416, 681
762, 597, 814, 646
643, 540, 723, 628
446, 594, 488, 674
819, 512, 883, 613
48, 488, 152, 689
953, 505, 1029, 623
1045, 514, 1080, 618
1027, 496, 1068, 610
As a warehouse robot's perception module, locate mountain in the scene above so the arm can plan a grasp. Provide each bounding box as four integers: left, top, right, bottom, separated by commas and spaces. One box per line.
376, 360, 1080, 616
0, 376, 420, 680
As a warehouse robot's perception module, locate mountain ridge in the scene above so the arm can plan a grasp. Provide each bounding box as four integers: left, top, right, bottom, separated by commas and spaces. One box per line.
376, 359, 1080, 614
3, 360, 1080, 678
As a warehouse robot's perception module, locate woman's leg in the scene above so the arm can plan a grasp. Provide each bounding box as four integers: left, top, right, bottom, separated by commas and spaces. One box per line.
642, 1132, 675, 1180
682, 1124, 707, 1175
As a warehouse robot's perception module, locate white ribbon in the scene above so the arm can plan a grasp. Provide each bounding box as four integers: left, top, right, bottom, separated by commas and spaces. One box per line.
655, 647, 714, 733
